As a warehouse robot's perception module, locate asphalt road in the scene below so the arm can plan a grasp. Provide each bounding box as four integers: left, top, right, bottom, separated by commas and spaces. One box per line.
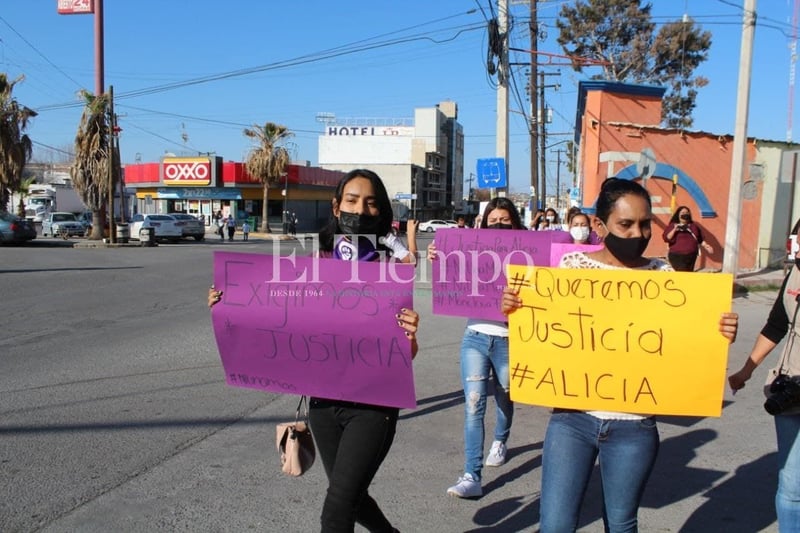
0, 234, 784, 532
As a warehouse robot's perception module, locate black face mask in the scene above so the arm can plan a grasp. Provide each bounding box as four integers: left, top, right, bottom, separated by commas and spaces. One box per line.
679, 214, 691, 222
603, 231, 650, 265
337, 211, 381, 236
487, 223, 514, 230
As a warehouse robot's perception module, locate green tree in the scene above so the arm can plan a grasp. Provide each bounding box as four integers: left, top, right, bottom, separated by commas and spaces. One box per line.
15, 174, 36, 217
243, 122, 293, 233
70, 90, 113, 240
0, 74, 37, 212
556, 0, 711, 128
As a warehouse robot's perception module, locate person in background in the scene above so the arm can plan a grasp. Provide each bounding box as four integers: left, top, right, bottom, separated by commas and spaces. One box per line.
217, 214, 225, 241
502, 178, 738, 532
289, 212, 298, 236
457, 216, 467, 228
209, 169, 419, 533
381, 219, 419, 264
567, 211, 602, 245
530, 208, 545, 231
226, 215, 236, 241
566, 206, 582, 225
728, 228, 800, 532
567, 211, 592, 244
429, 197, 524, 499
662, 206, 713, 272
241, 219, 251, 241
541, 207, 563, 231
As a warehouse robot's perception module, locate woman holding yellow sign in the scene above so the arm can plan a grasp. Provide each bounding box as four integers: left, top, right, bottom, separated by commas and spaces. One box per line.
502, 178, 738, 533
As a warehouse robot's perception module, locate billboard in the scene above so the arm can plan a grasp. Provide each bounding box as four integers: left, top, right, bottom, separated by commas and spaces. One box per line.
57, 0, 94, 14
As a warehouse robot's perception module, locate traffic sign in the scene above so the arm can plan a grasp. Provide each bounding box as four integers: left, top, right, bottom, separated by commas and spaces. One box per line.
395, 193, 417, 200
476, 158, 507, 189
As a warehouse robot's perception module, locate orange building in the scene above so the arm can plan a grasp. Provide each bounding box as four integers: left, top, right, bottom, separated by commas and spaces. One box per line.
574, 81, 800, 271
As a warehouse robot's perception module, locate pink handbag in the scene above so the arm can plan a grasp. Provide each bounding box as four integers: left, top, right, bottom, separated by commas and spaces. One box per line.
275, 396, 316, 476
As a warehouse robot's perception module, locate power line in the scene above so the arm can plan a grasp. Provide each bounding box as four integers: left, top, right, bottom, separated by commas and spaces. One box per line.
0, 14, 84, 90
34, 17, 484, 112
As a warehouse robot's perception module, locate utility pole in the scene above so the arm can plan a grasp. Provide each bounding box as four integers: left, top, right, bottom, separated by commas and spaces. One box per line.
530, 0, 539, 207
466, 172, 475, 200
722, 0, 757, 274
496, 0, 509, 198
539, 70, 547, 207
107, 85, 115, 243
554, 148, 563, 209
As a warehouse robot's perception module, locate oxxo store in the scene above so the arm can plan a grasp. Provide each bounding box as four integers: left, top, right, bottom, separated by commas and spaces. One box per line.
124, 156, 344, 230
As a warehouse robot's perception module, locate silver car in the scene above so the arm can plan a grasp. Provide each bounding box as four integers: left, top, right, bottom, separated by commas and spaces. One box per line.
42, 212, 86, 238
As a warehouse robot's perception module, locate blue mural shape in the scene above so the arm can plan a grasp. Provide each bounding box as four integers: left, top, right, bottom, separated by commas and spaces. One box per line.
614, 163, 717, 218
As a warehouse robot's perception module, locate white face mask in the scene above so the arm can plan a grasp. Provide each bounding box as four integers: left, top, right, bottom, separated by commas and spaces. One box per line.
546, 215, 555, 223
570, 226, 590, 242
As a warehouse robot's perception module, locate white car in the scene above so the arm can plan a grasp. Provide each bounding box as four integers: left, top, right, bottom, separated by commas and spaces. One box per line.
129, 214, 183, 242
418, 219, 459, 233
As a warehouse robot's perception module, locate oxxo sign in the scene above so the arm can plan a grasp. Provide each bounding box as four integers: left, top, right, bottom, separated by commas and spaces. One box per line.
162, 158, 212, 186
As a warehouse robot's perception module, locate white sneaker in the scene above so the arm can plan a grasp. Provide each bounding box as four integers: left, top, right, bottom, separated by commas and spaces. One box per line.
446, 473, 482, 498
485, 440, 507, 467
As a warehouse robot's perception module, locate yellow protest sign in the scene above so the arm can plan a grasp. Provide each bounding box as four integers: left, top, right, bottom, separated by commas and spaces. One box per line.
506, 265, 734, 417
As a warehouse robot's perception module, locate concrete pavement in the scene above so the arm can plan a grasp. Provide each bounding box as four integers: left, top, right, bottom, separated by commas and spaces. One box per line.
37, 275, 785, 532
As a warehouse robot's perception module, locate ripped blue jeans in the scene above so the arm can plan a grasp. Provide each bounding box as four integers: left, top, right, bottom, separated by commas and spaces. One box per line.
459, 328, 513, 480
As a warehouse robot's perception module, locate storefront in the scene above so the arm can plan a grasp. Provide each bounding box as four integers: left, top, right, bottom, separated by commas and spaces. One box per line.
124, 156, 345, 231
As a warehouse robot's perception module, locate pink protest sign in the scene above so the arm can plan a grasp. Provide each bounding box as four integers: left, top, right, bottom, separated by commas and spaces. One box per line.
211, 251, 417, 409
431, 228, 572, 321
549, 242, 604, 267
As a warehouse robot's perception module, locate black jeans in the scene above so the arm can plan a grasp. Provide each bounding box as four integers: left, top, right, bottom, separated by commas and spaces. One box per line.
309, 398, 399, 533
668, 251, 698, 272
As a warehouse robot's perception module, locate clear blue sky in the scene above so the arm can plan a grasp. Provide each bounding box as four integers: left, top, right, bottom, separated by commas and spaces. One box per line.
1, 1, 796, 195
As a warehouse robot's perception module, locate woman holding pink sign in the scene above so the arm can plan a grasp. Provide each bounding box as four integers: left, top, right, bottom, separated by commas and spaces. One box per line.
502, 178, 738, 532
208, 169, 419, 533
428, 197, 525, 499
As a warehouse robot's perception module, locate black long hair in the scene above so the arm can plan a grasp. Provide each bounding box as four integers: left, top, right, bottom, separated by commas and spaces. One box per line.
595, 178, 652, 224
669, 205, 692, 224
318, 168, 394, 252
479, 197, 525, 229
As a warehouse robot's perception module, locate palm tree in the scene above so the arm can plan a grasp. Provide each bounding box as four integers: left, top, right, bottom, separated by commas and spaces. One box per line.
0, 74, 37, 212
15, 175, 36, 217
243, 122, 293, 233
70, 90, 112, 240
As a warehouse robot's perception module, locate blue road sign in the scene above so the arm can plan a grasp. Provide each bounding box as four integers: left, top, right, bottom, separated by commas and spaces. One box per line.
476, 158, 507, 189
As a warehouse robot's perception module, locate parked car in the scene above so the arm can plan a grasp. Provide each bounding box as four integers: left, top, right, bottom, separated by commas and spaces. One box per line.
129, 214, 183, 242
77, 211, 93, 232
41, 212, 86, 238
168, 213, 205, 241
418, 219, 459, 233
0, 210, 37, 244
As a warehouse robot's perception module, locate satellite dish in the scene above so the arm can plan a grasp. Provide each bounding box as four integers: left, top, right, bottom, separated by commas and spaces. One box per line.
636, 148, 657, 181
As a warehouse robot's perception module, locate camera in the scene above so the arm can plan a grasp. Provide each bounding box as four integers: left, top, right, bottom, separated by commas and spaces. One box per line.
764, 374, 800, 415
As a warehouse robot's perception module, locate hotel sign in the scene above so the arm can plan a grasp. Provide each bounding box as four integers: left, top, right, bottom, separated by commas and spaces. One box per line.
162, 157, 213, 186
326, 126, 415, 137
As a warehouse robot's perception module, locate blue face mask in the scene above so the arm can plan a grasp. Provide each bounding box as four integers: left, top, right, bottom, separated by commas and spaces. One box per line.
334, 235, 379, 262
